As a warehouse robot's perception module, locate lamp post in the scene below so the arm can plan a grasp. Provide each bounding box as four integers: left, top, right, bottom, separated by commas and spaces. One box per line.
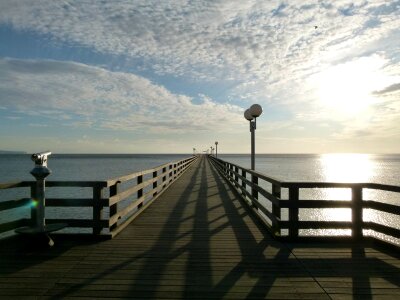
193, 148, 196, 156
244, 104, 263, 170
215, 141, 218, 158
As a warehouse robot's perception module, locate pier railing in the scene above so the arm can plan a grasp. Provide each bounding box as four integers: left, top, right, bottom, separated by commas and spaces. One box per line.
209, 156, 400, 248
0, 156, 198, 239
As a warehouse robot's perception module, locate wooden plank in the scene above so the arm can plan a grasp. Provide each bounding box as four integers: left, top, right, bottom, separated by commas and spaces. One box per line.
46, 181, 107, 188
0, 181, 32, 189
280, 221, 353, 230
364, 200, 400, 215
0, 198, 31, 211
45, 198, 104, 207
280, 200, 352, 208
106, 156, 196, 186
46, 218, 108, 228
108, 176, 157, 206
364, 222, 400, 238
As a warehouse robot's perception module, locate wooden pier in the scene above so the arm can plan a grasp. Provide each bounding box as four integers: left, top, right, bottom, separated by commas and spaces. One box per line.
0, 156, 399, 299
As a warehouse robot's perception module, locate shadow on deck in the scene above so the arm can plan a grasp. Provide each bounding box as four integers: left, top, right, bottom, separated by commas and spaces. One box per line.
0, 156, 399, 299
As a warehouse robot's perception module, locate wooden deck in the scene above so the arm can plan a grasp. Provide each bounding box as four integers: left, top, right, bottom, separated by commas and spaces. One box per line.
0, 156, 399, 299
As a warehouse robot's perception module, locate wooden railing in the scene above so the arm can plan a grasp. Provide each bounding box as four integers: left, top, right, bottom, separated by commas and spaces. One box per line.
209, 156, 400, 248
0, 156, 198, 239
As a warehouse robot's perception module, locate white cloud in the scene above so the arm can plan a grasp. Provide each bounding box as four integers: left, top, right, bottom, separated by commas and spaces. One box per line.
0, 0, 398, 88
0, 58, 243, 132
0, 1, 399, 152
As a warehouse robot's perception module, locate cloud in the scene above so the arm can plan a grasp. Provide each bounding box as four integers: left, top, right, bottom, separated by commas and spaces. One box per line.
0, 58, 243, 132
373, 83, 400, 95
0, 0, 398, 89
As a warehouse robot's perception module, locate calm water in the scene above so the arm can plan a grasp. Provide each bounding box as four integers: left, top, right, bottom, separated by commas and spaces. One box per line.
219, 153, 400, 185
1, 153, 399, 243
0, 154, 191, 181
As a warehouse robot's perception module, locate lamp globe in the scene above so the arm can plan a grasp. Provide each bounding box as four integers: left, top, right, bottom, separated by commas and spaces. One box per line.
244, 109, 253, 121
249, 104, 262, 118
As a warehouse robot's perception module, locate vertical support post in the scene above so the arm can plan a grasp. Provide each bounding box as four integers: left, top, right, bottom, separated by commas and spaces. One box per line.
288, 186, 299, 239
162, 167, 167, 188
109, 181, 120, 232
169, 165, 173, 182
93, 185, 104, 235
234, 166, 239, 188
241, 169, 246, 197
352, 186, 363, 240
272, 183, 281, 236
137, 175, 143, 209
153, 171, 158, 196
251, 174, 258, 208
174, 163, 177, 177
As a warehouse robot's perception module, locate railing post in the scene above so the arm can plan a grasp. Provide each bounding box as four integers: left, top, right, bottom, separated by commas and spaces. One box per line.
93, 185, 104, 235
234, 166, 239, 188
109, 181, 120, 232
174, 163, 177, 178
153, 171, 158, 196
251, 174, 258, 208
169, 165, 173, 182
162, 167, 167, 188
272, 183, 281, 236
288, 186, 299, 239
241, 169, 246, 197
352, 186, 363, 240
137, 175, 143, 209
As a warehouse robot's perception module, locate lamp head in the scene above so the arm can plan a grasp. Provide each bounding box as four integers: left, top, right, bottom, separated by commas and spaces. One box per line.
244, 109, 253, 121
249, 104, 262, 118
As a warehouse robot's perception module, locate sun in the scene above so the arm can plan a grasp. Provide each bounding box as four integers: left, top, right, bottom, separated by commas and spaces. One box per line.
313, 55, 389, 116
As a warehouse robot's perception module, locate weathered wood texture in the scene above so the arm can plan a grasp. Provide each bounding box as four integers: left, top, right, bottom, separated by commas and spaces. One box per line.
0, 156, 399, 299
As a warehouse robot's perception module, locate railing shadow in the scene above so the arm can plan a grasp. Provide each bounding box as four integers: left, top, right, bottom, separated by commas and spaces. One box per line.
209, 157, 400, 298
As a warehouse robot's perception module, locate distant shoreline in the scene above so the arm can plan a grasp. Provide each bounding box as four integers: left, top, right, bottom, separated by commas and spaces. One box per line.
0, 150, 27, 154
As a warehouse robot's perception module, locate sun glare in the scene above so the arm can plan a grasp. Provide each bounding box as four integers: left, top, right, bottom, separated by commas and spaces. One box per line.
321, 153, 373, 183
314, 55, 391, 116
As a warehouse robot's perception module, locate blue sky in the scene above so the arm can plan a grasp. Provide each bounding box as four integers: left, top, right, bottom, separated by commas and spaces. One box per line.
0, 0, 399, 154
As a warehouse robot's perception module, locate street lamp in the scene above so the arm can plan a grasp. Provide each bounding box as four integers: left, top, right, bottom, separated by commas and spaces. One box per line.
244, 104, 263, 170
193, 148, 196, 156
215, 141, 218, 158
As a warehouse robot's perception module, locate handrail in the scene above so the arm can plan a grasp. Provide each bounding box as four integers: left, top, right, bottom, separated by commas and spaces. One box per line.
0, 155, 199, 238
208, 155, 400, 248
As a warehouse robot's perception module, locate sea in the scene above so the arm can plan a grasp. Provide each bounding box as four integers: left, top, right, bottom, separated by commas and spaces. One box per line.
1, 153, 399, 243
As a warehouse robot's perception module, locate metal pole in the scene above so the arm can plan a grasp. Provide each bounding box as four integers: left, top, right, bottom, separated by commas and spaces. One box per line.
216, 144, 218, 158
250, 119, 256, 170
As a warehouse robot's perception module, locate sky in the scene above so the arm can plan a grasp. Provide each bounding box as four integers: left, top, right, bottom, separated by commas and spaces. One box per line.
0, 0, 399, 154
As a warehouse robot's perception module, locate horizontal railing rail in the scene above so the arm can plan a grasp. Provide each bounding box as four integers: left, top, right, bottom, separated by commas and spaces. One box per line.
0, 155, 198, 239
208, 155, 400, 248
